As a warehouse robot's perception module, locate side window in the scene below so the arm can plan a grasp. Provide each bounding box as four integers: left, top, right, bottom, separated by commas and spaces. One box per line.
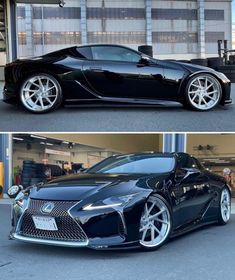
76, 47, 92, 59
91, 46, 141, 62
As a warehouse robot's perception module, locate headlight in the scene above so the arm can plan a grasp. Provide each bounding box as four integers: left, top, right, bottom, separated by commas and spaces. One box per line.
15, 191, 25, 208
83, 193, 138, 211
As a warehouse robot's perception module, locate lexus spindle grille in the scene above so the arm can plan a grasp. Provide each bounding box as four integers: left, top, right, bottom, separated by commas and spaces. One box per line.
19, 199, 88, 242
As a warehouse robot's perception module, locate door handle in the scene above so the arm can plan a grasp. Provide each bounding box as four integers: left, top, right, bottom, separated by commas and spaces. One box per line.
89, 67, 103, 72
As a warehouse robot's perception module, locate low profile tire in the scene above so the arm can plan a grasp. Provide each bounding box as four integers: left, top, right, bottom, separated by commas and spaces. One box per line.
20, 73, 63, 114
184, 74, 222, 111
218, 187, 231, 225
139, 194, 172, 251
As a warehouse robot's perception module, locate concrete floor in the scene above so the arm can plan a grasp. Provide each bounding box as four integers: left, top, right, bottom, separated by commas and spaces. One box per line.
0, 82, 234, 132
0, 203, 235, 280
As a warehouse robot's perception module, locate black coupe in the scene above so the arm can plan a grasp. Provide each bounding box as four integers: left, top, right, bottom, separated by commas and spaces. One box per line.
10, 152, 231, 250
3, 44, 232, 113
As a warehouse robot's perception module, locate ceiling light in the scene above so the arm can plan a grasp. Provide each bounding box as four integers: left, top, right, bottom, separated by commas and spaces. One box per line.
13, 137, 24, 141
46, 143, 53, 146
30, 134, 46, 140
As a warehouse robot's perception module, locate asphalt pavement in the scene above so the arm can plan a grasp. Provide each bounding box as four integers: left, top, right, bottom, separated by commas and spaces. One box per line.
0, 203, 235, 280
0, 82, 234, 132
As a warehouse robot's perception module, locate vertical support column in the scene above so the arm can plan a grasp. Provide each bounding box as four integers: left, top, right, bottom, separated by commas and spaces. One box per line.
7, 0, 17, 61
0, 134, 11, 195
80, 0, 87, 44
163, 133, 173, 153
197, 0, 206, 58
163, 134, 186, 153
145, 0, 152, 45
25, 4, 33, 57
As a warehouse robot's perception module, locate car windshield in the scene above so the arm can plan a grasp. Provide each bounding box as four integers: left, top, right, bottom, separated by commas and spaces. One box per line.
87, 155, 175, 174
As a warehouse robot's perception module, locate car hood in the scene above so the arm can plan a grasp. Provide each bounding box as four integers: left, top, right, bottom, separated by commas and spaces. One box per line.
28, 173, 172, 201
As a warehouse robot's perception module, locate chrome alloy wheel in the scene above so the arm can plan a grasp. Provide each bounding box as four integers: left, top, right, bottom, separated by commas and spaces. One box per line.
139, 196, 171, 248
20, 75, 59, 112
187, 75, 221, 110
220, 188, 231, 223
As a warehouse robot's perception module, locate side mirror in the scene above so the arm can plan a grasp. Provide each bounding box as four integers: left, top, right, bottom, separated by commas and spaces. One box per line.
139, 55, 151, 65
175, 168, 200, 182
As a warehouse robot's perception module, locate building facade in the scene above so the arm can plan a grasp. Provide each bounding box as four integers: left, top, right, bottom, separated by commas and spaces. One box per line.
14, 0, 233, 60
0, 0, 233, 64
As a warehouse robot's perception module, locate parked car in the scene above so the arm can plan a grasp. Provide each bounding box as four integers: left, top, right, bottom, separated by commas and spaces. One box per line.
3, 44, 232, 113
9, 152, 231, 250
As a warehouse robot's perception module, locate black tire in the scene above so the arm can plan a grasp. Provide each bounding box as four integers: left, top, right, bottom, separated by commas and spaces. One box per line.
216, 65, 235, 83
23, 160, 34, 164
184, 73, 222, 111
207, 57, 224, 69
191, 58, 208, 67
19, 73, 63, 114
7, 185, 21, 198
138, 45, 153, 57
139, 194, 172, 251
218, 187, 231, 225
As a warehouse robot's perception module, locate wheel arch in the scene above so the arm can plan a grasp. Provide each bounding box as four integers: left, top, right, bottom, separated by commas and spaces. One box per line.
179, 71, 225, 104
15, 65, 65, 98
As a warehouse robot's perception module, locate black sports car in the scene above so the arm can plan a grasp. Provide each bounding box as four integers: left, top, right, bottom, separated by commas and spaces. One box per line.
10, 152, 231, 250
3, 44, 232, 113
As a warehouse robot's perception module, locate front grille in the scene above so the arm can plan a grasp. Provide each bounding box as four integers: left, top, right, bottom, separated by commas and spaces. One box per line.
20, 199, 88, 242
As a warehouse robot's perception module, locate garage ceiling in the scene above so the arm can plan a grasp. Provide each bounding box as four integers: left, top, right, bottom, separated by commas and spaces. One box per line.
38, 134, 162, 153
16, 0, 60, 4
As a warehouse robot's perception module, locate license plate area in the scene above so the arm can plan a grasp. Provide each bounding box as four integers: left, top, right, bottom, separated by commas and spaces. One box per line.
32, 216, 58, 231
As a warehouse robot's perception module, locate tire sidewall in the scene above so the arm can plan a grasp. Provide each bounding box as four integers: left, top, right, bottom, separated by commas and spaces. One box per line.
20, 73, 63, 114
185, 73, 222, 111
139, 194, 172, 251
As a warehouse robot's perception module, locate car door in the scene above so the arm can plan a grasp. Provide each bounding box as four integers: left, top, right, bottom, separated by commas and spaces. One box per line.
82, 45, 164, 99
171, 154, 212, 228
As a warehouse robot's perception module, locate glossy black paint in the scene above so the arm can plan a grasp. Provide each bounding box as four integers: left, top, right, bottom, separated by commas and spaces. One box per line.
3, 44, 232, 107
11, 152, 229, 249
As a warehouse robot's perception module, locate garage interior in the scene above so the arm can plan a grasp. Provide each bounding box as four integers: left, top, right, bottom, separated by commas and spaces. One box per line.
1, 133, 231, 197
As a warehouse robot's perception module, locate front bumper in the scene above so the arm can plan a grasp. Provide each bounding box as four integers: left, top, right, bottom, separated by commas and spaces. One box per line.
2, 84, 18, 104
11, 232, 89, 247
10, 198, 144, 250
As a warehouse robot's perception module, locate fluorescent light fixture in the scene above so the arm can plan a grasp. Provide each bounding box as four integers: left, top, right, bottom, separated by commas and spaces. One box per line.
13, 137, 24, 141
46, 143, 53, 146
83, 203, 122, 211
30, 134, 46, 140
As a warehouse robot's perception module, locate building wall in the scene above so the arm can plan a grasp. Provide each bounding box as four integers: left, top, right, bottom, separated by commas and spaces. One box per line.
0, 0, 6, 65
15, 0, 232, 60
187, 134, 235, 158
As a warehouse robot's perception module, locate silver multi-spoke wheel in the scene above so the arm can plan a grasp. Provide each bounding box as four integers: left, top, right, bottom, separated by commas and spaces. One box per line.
220, 188, 231, 223
20, 74, 62, 113
139, 196, 171, 249
186, 74, 221, 111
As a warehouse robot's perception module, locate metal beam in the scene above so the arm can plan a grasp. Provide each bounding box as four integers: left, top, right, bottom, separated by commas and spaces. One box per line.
197, 0, 206, 58
145, 0, 152, 45
163, 134, 186, 153
80, 0, 87, 44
